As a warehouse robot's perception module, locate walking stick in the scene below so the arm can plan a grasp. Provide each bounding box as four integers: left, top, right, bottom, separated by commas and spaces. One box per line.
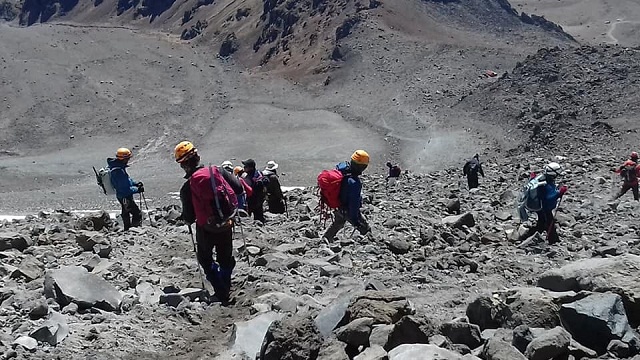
188, 224, 207, 290
141, 192, 154, 227
236, 210, 251, 266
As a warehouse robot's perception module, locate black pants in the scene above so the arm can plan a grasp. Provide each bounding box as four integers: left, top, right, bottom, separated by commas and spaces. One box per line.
196, 225, 235, 300
248, 195, 266, 222
467, 174, 479, 189
323, 210, 367, 241
267, 199, 285, 214
615, 183, 639, 200
118, 196, 142, 230
535, 209, 559, 244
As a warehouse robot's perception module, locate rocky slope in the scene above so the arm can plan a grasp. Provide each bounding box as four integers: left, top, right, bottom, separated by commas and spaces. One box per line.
2, 147, 640, 359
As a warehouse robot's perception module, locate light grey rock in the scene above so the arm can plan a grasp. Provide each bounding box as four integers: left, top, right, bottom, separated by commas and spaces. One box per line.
442, 212, 475, 228
389, 344, 462, 359
12, 336, 37, 351
481, 338, 527, 360
232, 312, 284, 359
29, 311, 69, 345
369, 324, 394, 348
524, 326, 571, 360
354, 344, 387, 360
320, 264, 342, 277
387, 238, 411, 255
45, 266, 122, 312
11, 255, 44, 281
335, 317, 374, 348
315, 293, 352, 338
135, 282, 162, 305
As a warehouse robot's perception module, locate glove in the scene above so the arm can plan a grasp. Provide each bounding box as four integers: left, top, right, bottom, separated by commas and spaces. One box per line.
137, 185, 145, 193
559, 185, 568, 196
136, 182, 143, 187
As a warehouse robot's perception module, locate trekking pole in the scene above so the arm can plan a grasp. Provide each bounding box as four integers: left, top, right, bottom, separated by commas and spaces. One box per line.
236, 210, 251, 266
141, 193, 154, 227
188, 224, 207, 290
547, 195, 564, 243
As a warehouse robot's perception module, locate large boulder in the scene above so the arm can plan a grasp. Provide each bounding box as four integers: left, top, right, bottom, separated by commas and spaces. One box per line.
0, 232, 31, 251
466, 296, 512, 330
497, 288, 560, 328
44, 266, 123, 312
538, 255, 640, 325
231, 312, 284, 359
335, 317, 373, 349
560, 292, 639, 355
388, 344, 464, 359
385, 315, 437, 351
315, 293, 352, 338
347, 292, 414, 325
481, 338, 527, 360
523, 326, 571, 360
260, 315, 323, 360
442, 213, 475, 228
440, 320, 482, 349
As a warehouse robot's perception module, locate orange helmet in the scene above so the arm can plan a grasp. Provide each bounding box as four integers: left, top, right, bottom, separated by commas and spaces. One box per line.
116, 148, 132, 160
174, 141, 197, 163
351, 150, 370, 165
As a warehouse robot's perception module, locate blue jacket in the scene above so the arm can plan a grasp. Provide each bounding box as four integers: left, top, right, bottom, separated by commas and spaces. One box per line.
337, 161, 363, 225
540, 180, 561, 212
107, 158, 139, 200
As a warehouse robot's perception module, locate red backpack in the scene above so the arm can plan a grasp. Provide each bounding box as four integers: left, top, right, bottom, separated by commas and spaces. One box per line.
317, 169, 344, 214
190, 166, 238, 232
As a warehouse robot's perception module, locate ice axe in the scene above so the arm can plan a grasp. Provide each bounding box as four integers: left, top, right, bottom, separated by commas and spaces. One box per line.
188, 224, 207, 292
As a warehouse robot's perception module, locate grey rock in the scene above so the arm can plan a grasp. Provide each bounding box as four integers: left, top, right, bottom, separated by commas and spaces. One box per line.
260, 315, 323, 360
93, 243, 112, 258
274, 296, 298, 313
12, 255, 44, 282
480, 233, 502, 244
440, 320, 482, 349
354, 344, 387, 360
335, 317, 373, 348
135, 282, 162, 305
317, 338, 349, 360
315, 293, 352, 338
442, 212, 475, 228
28, 298, 49, 319
81, 254, 102, 272
512, 325, 533, 353
246, 246, 262, 256
495, 211, 512, 221
348, 292, 414, 325
274, 243, 307, 255
524, 326, 571, 360
383, 218, 401, 228
0, 232, 31, 251
446, 199, 461, 214
232, 311, 284, 359
500, 287, 560, 328
370, 324, 394, 348
560, 292, 638, 355
568, 338, 597, 359
45, 266, 123, 312
12, 336, 37, 351
387, 238, 411, 255
608, 339, 631, 358
178, 288, 207, 302
159, 293, 186, 308
320, 264, 342, 277
481, 338, 527, 360
29, 311, 69, 345
61, 302, 78, 315
75, 231, 103, 251
466, 296, 512, 330
389, 344, 462, 359
386, 315, 437, 351
537, 255, 640, 325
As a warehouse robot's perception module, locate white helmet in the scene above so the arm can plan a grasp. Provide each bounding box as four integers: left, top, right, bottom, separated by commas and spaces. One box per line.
221, 160, 233, 171
544, 162, 563, 178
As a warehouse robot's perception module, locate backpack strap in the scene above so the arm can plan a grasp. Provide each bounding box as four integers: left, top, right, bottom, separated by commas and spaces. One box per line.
209, 166, 225, 222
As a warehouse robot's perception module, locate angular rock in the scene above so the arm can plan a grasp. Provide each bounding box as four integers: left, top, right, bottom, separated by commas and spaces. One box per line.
28, 298, 49, 319
335, 317, 373, 348
537, 255, 640, 325
500, 287, 560, 328
159, 293, 186, 308
93, 243, 112, 258
369, 324, 393, 348
81, 254, 102, 272
608, 339, 630, 358
442, 212, 475, 228
317, 338, 349, 360
440, 320, 482, 349
354, 344, 387, 360
466, 296, 512, 330
568, 338, 597, 359
12, 336, 37, 351
446, 199, 461, 214
320, 264, 342, 277
387, 238, 411, 255
385, 315, 437, 351
389, 344, 462, 359
232, 312, 284, 359
274, 243, 307, 255
135, 282, 162, 305
512, 325, 533, 353
315, 293, 352, 338
348, 292, 414, 325
29, 312, 69, 346
560, 292, 639, 355
524, 326, 571, 360
0, 232, 31, 251
12, 255, 44, 281
481, 338, 527, 360
45, 266, 123, 312
75, 231, 103, 251
260, 315, 323, 360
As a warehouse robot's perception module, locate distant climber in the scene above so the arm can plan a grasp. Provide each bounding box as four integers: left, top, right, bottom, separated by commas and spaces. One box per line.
463, 154, 485, 189
613, 151, 640, 201
262, 160, 286, 214
242, 159, 268, 223
174, 141, 244, 305
386, 162, 401, 187
107, 148, 143, 231
521, 162, 567, 244
322, 150, 371, 241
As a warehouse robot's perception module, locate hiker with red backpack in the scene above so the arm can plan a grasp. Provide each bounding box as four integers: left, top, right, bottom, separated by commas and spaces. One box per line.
174, 141, 244, 305
613, 152, 640, 201
320, 150, 372, 242
462, 154, 484, 189
241, 159, 268, 223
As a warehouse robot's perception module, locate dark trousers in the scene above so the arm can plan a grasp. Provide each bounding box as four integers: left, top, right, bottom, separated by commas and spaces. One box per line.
323, 210, 366, 240
118, 196, 142, 230
267, 199, 285, 214
535, 209, 559, 244
467, 174, 479, 189
196, 225, 235, 300
615, 183, 639, 200
248, 196, 266, 222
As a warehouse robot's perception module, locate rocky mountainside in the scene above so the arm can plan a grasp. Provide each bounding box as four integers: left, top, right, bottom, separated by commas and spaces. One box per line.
3, 147, 640, 358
